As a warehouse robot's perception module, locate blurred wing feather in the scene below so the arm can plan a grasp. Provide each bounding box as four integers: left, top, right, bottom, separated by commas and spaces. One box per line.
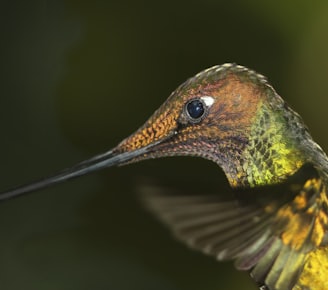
140, 165, 328, 290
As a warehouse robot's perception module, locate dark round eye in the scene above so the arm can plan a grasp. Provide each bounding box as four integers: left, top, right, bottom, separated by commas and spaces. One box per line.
186, 99, 205, 122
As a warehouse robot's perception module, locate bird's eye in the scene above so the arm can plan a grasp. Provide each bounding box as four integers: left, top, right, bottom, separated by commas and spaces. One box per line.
185, 99, 206, 122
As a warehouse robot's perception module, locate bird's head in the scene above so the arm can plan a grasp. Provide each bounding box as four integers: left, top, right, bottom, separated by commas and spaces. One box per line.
114, 63, 305, 187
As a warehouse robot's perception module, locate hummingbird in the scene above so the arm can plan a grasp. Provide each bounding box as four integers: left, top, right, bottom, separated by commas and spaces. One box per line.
1, 63, 328, 290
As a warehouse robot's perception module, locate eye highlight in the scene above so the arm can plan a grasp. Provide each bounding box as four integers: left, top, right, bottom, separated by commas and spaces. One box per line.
185, 99, 206, 122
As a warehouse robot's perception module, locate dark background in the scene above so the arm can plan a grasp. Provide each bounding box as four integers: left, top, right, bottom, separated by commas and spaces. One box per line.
1, 1, 328, 289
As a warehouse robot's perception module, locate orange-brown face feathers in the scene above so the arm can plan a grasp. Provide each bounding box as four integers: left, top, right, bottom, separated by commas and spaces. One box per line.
116, 101, 181, 152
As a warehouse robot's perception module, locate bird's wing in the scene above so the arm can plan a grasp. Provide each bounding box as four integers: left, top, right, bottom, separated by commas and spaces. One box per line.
140, 164, 328, 290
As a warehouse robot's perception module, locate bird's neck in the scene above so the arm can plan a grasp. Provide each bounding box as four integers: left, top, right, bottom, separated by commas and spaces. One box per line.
226, 104, 306, 188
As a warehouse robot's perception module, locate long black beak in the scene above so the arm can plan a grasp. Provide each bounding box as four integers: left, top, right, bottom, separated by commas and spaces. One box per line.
0, 143, 156, 201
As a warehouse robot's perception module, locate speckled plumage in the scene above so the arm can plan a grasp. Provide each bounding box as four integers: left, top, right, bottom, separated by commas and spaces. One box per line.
117, 64, 328, 290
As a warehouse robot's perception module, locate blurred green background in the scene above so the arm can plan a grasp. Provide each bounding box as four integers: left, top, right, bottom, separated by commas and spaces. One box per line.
1, 1, 328, 289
